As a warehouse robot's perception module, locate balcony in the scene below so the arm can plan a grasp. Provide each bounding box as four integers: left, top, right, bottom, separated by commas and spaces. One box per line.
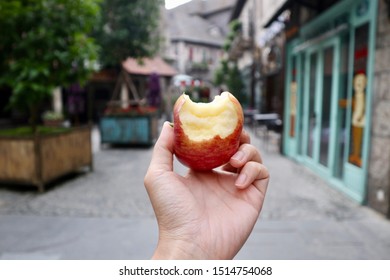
185, 61, 209, 74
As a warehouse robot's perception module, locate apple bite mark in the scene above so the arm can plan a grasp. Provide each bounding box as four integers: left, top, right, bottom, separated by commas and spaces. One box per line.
173, 92, 244, 171
179, 94, 238, 141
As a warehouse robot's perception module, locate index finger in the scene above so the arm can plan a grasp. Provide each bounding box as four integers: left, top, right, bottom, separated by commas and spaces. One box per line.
240, 129, 250, 145
148, 121, 175, 174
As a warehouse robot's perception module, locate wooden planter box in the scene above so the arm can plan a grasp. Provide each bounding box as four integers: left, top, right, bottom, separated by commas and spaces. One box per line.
0, 126, 93, 192
99, 114, 158, 146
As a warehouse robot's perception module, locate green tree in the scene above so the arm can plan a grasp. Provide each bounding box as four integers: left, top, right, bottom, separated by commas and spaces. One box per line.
214, 60, 245, 105
94, 0, 163, 67
214, 19, 245, 104
0, 0, 100, 132
227, 63, 246, 105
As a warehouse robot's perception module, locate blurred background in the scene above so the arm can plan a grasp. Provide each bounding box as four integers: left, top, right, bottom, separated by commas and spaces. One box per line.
0, 0, 390, 260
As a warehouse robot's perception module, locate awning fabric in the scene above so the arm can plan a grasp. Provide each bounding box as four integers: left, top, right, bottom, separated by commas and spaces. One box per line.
122, 57, 177, 77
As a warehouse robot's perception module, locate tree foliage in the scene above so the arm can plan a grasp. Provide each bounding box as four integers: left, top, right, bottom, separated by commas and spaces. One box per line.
94, 0, 163, 67
214, 60, 246, 105
214, 19, 246, 104
0, 0, 100, 130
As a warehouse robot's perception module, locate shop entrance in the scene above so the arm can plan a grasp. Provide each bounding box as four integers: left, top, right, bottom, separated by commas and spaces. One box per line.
283, 0, 377, 204
300, 37, 345, 178
285, 33, 354, 188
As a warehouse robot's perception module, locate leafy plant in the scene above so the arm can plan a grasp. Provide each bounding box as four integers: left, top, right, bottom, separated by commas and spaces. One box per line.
214, 19, 246, 104
214, 61, 245, 103
0, 0, 100, 132
0, 126, 70, 137
230, 19, 242, 33
42, 111, 64, 121
93, 0, 163, 67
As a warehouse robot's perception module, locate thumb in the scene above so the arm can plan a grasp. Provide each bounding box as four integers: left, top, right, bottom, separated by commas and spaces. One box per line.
148, 121, 175, 174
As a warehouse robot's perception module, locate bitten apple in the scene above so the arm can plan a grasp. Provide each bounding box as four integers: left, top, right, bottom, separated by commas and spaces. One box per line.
173, 91, 244, 171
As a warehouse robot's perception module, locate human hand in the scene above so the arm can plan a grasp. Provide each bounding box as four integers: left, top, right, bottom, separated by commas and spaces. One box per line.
144, 122, 269, 259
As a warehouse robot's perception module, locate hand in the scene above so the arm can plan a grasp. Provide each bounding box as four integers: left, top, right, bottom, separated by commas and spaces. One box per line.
144, 122, 269, 259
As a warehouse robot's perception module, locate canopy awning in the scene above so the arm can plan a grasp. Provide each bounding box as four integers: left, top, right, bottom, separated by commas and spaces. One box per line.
122, 57, 177, 77
263, 0, 338, 28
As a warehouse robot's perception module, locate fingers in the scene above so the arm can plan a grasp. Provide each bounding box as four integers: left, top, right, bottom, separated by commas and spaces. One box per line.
240, 129, 250, 145
147, 121, 175, 175
230, 143, 263, 168
227, 134, 269, 192
221, 129, 252, 173
235, 161, 269, 190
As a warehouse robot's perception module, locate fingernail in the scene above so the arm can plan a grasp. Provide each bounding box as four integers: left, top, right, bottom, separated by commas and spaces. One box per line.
232, 151, 245, 161
235, 173, 247, 187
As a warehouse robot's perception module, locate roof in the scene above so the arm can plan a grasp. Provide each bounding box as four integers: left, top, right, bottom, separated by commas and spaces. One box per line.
166, 12, 225, 47
121, 57, 177, 77
230, 0, 247, 21
172, 0, 235, 17
166, 0, 235, 46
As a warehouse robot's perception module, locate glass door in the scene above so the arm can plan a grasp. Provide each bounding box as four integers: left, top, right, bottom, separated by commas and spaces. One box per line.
319, 45, 335, 168
301, 37, 340, 175
305, 51, 318, 160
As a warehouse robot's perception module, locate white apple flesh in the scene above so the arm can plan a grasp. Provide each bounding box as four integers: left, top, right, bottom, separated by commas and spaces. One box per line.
173, 91, 244, 171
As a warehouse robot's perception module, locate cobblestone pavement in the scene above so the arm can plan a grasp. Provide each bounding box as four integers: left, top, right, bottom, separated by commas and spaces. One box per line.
0, 127, 155, 218
0, 124, 390, 259
0, 127, 375, 221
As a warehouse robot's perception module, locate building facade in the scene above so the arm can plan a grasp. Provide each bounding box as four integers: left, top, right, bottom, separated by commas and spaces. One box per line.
229, 0, 390, 218
279, 0, 390, 218
165, 0, 235, 83
229, 0, 286, 112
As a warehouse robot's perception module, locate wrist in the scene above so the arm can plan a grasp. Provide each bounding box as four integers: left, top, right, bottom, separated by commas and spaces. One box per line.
152, 237, 209, 260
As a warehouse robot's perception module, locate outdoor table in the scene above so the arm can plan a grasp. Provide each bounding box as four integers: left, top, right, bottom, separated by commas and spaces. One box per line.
252, 113, 282, 151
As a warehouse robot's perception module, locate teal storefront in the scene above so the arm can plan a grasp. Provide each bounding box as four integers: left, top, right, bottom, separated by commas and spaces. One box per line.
283, 0, 378, 203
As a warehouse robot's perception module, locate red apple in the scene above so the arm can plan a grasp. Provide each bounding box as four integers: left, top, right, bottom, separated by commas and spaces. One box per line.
173, 91, 244, 171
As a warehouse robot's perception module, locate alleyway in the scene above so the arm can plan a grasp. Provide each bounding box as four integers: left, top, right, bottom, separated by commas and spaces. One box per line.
0, 123, 389, 259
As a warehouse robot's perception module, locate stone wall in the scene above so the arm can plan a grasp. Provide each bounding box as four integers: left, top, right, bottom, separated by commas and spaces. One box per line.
368, 0, 390, 217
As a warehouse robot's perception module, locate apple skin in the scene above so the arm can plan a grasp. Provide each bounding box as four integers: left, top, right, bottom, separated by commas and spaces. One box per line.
173, 92, 244, 171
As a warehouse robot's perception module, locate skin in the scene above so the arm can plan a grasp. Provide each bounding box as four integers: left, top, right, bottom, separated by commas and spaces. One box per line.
144, 122, 270, 259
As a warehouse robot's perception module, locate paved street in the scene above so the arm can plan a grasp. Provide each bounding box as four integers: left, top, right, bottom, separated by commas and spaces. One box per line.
0, 124, 390, 259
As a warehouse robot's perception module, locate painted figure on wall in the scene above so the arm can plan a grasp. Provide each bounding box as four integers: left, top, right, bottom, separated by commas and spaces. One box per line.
289, 81, 297, 137
349, 71, 366, 167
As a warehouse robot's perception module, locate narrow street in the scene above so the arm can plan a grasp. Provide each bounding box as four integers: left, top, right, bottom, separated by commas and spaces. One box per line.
0, 123, 389, 260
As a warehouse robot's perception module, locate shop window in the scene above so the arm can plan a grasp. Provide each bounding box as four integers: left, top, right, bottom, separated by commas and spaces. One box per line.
289, 56, 297, 137
297, 54, 306, 156
188, 47, 193, 62
335, 33, 350, 179
319, 46, 334, 167
349, 23, 369, 168
307, 52, 318, 158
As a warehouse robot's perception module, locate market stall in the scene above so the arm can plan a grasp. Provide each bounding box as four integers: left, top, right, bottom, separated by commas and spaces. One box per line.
99, 57, 176, 146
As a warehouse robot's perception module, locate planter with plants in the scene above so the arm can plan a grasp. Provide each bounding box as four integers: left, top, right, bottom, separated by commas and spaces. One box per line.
42, 111, 65, 127
0, 126, 93, 192
0, 0, 100, 191
100, 103, 158, 146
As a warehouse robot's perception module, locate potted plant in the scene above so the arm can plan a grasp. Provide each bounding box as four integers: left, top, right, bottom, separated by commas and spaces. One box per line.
100, 103, 158, 146
42, 111, 65, 127
0, 0, 100, 191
